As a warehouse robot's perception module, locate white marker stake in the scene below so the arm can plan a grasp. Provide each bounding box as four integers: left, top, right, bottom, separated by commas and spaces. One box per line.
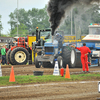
0, 64, 2, 77
53, 61, 60, 76
98, 82, 100, 93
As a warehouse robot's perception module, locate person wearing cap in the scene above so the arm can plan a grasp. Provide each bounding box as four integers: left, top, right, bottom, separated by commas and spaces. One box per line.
1, 45, 6, 65
71, 43, 91, 72
55, 33, 60, 39
55, 33, 63, 49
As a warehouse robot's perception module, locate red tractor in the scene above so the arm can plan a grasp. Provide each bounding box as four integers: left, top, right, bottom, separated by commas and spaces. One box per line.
6, 37, 32, 65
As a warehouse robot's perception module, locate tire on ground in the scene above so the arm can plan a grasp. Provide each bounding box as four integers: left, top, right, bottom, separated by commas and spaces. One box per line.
98, 58, 100, 66
62, 46, 77, 68
57, 56, 63, 68
6, 49, 14, 65
35, 57, 41, 68
10, 47, 29, 65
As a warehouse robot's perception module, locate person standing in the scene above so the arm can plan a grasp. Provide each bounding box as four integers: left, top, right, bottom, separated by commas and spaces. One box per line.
1, 45, 6, 65
5, 45, 9, 53
71, 43, 91, 72
5, 45, 9, 64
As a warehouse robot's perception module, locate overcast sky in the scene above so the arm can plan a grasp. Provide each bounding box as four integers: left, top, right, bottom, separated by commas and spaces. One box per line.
0, 0, 50, 34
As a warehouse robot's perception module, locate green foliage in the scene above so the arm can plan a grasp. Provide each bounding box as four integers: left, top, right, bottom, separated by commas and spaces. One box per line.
1, 34, 8, 37
0, 15, 3, 29
0, 15, 3, 36
8, 5, 50, 37
10, 23, 28, 37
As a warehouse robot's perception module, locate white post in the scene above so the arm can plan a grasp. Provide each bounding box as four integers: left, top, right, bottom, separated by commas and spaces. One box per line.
0, 64, 2, 77
98, 82, 100, 93
74, 14, 76, 40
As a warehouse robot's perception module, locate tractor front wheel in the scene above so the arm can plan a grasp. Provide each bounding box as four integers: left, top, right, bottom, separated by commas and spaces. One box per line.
35, 57, 41, 68
57, 56, 63, 68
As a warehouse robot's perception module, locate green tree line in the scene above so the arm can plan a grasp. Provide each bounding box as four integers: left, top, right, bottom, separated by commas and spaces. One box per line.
8, 5, 50, 37
1, 4, 100, 37
0, 15, 3, 36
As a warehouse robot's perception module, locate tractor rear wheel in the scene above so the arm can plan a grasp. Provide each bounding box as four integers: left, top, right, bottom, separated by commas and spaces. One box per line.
70, 48, 77, 67
62, 46, 77, 68
10, 47, 29, 65
6, 49, 14, 65
98, 58, 100, 66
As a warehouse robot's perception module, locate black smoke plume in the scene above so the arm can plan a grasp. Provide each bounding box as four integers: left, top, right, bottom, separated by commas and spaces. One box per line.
47, 0, 99, 35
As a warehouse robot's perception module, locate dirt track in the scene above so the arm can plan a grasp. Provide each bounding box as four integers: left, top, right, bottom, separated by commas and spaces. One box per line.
0, 80, 100, 100
1, 65, 100, 100
1, 64, 100, 76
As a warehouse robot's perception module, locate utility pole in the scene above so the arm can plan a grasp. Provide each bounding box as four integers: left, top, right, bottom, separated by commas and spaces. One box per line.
71, 8, 73, 35
17, 0, 18, 37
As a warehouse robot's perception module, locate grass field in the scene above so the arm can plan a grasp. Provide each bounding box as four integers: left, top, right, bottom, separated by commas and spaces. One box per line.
0, 73, 100, 86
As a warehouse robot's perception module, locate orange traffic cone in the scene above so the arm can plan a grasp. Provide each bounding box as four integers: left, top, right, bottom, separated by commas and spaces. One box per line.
9, 66, 15, 82
65, 64, 70, 79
